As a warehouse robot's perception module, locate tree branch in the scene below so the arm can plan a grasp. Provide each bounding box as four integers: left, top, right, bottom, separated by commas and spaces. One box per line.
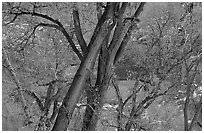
125, 79, 140, 131
114, 2, 146, 64
44, 83, 55, 115
108, 2, 128, 52
122, 83, 144, 107
9, 10, 83, 60
112, 78, 124, 131
49, 99, 59, 123
2, 47, 30, 118
73, 5, 87, 55
184, 57, 200, 131
52, 3, 115, 130
188, 98, 202, 130
96, 3, 104, 20
22, 89, 44, 111
132, 2, 146, 18
87, 2, 112, 50
51, 82, 72, 102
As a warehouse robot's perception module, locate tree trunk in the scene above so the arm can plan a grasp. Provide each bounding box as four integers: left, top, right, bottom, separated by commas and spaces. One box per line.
82, 65, 112, 130
52, 31, 109, 130
82, 33, 112, 131
52, 4, 114, 130
82, 87, 97, 130
81, 3, 146, 130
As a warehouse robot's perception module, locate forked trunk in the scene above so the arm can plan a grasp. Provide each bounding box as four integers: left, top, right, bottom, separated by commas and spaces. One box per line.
82, 45, 112, 130
52, 18, 112, 130
82, 73, 111, 130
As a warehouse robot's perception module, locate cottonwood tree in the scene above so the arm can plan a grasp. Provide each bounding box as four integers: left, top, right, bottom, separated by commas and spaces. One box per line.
3, 2, 201, 131
2, 2, 146, 131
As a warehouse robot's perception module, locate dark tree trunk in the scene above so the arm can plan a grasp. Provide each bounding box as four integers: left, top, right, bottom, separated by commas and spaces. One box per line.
52, 3, 114, 130
81, 92, 96, 130
81, 3, 146, 131
82, 69, 112, 130
82, 32, 112, 130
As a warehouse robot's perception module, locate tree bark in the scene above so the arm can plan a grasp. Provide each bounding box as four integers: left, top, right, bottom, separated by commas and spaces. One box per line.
82, 28, 112, 130
52, 3, 114, 130
83, 61, 112, 131
81, 2, 146, 131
